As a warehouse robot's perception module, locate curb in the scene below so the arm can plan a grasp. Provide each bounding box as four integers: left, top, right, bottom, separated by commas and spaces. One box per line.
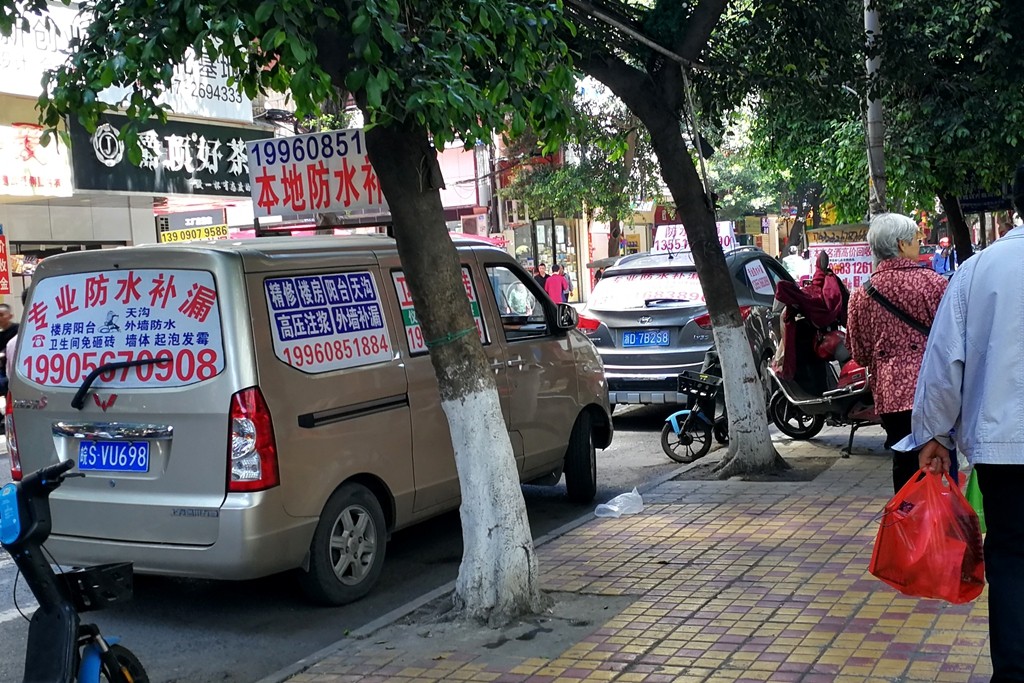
253, 456, 706, 683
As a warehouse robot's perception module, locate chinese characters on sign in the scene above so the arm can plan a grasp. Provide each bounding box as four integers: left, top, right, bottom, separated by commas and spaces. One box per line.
156, 210, 230, 243
392, 268, 486, 354
589, 272, 706, 309
809, 243, 873, 290
19, 269, 225, 388
0, 234, 10, 295
0, 3, 251, 121
246, 129, 388, 217
806, 225, 870, 245
70, 114, 265, 197
264, 271, 393, 373
744, 261, 774, 296
651, 222, 737, 259
0, 122, 73, 198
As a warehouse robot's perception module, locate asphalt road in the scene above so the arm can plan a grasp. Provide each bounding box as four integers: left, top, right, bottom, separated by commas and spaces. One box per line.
0, 405, 683, 683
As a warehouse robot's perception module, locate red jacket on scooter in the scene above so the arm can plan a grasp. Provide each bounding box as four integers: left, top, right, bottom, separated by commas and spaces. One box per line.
773, 254, 848, 382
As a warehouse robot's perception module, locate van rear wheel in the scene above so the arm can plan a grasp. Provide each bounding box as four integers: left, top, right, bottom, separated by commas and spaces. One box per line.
564, 412, 597, 504
299, 483, 387, 606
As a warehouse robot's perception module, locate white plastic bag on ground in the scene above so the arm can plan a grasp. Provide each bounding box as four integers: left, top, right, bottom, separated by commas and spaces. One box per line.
594, 488, 644, 518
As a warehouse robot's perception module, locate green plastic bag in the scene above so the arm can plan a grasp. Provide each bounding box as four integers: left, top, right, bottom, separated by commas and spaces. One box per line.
965, 469, 987, 534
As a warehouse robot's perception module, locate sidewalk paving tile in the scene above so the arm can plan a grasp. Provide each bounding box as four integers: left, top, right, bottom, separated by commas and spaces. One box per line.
283, 430, 993, 683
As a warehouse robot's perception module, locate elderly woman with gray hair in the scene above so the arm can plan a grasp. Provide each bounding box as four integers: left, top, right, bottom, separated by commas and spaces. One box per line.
847, 213, 948, 492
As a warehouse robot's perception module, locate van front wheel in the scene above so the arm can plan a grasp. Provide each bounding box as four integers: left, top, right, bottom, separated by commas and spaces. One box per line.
299, 483, 387, 606
564, 412, 597, 504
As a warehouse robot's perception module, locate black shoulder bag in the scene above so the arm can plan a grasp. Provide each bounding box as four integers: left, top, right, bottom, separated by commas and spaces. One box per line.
864, 281, 931, 336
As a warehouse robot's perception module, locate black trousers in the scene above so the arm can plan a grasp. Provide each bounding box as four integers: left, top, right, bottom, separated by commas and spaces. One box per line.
880, 410, 959, 492
976, 464, 1024, 682
880, 411, 920, 492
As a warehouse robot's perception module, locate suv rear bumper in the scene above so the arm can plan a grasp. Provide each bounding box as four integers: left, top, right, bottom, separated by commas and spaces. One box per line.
44, 489, 317, 581
606, 364, 703, 404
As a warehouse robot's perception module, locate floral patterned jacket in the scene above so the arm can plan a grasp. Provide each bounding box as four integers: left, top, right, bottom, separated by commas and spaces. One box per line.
847, 258, 948, 415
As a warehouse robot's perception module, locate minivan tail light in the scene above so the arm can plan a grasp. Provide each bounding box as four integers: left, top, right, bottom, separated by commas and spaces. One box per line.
227, 387, 279, 492
577, 314, 602, 333
693, 306, 753, 330
5, 392, 21, 481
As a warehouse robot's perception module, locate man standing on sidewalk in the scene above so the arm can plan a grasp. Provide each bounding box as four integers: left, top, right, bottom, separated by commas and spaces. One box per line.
544, 264, 570, 302
913, 164, 1024, 680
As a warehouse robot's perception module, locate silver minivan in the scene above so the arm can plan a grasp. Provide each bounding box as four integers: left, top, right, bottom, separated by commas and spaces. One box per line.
7, 235, 612, 604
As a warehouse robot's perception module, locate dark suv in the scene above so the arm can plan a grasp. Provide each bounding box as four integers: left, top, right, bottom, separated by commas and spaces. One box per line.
579, 246, 793, 406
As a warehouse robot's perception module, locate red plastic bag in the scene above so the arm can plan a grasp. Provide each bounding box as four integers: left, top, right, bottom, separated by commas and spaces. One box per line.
869, 471, 985, 604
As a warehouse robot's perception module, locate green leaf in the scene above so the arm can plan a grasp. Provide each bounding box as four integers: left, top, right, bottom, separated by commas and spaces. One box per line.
352, 13, 371, 35
346, 68, 368, 92
366, 71, 383, 107
255, 2, 274, 24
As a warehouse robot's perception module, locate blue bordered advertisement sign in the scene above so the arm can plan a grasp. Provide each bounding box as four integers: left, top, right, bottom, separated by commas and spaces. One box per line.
264, 271, 393, 373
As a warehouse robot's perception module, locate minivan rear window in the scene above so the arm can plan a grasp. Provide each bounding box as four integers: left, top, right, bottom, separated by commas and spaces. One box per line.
18, 269, 225, 388
589, 270, 705, 310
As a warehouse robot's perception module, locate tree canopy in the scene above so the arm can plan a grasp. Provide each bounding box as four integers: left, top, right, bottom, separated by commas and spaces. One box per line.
502, 84, 661, 227
18, 0, 577, 158
707, 0, 1024, 229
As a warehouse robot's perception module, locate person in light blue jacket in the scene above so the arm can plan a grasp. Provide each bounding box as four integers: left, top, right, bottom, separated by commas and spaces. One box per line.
910, 163, 1024, 680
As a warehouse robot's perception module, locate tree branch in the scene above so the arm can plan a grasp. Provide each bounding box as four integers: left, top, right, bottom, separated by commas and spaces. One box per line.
673, 0, 730, 63
579, 51, 670, 128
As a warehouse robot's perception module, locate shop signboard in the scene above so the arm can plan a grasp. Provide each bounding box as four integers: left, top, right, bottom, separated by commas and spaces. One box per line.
808, 242, 873, 290
807, 224, 869, 244
69, 114, 266, 197
0, 229, 10, 295
651, 221, 737, 260
0, 3, 252, 121
0, 121, 73, 198
156, 209, 229, 243
245, 128, 387, 217
958, 189, 1011, 214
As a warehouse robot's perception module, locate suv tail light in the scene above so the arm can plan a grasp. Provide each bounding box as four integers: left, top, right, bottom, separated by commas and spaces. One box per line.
577, 314, 602, 333
5, 392, 21, 481
693, 305, 753, 330
227, 387, 279, 492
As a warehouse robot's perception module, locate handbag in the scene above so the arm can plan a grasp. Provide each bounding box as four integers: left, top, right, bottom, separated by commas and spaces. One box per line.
864, 281, 931, 336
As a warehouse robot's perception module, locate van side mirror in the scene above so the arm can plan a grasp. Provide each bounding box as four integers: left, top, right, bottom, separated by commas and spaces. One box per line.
556, 303, 578, 330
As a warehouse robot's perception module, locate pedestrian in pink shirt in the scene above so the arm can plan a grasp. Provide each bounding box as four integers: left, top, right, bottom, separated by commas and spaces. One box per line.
544, 264, 570, 302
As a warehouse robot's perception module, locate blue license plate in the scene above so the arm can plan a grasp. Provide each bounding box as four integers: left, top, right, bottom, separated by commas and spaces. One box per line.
78, 441, 150, 473
622, 329, 670, 347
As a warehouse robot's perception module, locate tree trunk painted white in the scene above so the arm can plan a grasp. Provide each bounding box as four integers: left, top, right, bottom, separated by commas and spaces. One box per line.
444, 380, 544, 624
580, 56, 786, 477
363, 119, 543, 625
712, 324, 782, 476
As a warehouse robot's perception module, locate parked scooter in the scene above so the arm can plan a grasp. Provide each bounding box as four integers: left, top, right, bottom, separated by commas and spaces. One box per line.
0, 459, 148, 683
768, 354, 879, 455
661, 350, 729, 463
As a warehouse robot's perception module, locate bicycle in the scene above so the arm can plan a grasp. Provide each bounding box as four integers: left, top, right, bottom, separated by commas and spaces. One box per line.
660, 369, 729, 464
0, 459, 148, 683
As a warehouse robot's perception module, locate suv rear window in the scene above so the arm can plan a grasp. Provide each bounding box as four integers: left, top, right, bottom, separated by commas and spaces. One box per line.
589, 269, 704, 310
18, 269, 225, 388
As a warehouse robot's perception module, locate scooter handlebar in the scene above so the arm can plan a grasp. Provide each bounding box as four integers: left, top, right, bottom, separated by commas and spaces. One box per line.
19, 459, 76, 495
